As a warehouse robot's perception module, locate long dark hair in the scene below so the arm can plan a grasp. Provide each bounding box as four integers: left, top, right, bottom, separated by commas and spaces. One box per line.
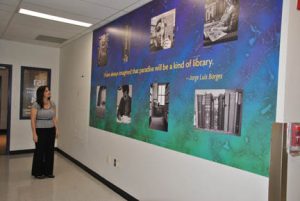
36, 85, 50, 108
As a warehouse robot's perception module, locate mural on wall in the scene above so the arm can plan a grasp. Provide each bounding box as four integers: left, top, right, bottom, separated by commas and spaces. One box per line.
90, 0, 283, 176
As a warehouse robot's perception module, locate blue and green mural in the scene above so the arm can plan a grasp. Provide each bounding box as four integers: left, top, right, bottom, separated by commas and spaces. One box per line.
90, 0, 283, 176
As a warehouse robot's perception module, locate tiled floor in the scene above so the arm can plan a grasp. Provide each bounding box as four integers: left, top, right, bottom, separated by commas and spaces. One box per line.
0, 153, 126, 201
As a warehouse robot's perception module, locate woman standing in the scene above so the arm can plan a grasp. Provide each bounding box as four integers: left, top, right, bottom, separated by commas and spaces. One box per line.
31, 85, 58, 179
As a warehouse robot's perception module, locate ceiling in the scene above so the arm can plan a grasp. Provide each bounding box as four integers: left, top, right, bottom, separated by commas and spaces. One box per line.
0, 0, 152, 47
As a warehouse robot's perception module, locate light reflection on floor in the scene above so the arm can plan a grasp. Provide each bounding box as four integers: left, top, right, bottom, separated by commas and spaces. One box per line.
0, 153, 127, 201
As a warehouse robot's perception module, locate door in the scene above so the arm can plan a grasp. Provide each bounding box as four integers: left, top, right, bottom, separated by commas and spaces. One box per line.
0, 64, 12, 155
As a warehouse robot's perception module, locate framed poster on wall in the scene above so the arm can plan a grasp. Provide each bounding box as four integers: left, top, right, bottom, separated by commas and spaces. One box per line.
20, 66, 51, 119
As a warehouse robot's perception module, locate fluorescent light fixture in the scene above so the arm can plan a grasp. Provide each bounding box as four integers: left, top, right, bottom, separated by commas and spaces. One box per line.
19, 8, 92, 27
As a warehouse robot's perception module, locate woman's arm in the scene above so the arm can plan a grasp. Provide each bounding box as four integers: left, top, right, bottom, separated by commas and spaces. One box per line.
53, 107, 59, 138
31, 108, 38, 143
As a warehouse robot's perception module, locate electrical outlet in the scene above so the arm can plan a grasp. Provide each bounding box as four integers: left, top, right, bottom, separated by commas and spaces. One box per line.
113, 158, 120, 168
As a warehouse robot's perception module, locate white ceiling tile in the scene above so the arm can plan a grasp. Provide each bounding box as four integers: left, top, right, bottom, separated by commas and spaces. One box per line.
4, 28, 65, 47
6, 14, 85, 39
0, 2, 17, 12
124, 0, 152, 12
0, 0, 153, 47
0, 9, 13, 37
101, 10, 127, 24
81, 0, 137, 10
4, 35, 61, 47
0, 27, 8, 37
88, 10, 129, 32
0, 22, 7, 31
0, 0, 20, 6
23, 0, 118, 20
5, 26, 44, 40
0, 26, 5, 34
0, 9, 12, 21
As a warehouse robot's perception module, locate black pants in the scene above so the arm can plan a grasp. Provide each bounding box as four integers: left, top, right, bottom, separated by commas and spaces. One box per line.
31, 127, 55, 176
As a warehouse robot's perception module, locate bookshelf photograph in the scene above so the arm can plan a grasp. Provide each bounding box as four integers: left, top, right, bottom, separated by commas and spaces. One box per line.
194, 89, 243, 135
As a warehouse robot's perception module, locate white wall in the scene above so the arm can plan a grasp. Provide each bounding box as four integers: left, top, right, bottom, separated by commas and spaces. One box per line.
0, 39, 60, 151
277, 1, 300, 201
277, 0, 300, 122
59, 33, 269, 201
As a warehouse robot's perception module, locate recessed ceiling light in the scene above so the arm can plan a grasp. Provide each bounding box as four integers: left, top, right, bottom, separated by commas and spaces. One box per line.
18, 8, 92, 27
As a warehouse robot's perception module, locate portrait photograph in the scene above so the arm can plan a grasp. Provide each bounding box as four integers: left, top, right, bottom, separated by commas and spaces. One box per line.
122, 25, 131, 63
116, 84, 132, 124
96, 85, 107, 118
97, 33, 109, 66
149, 83, 169, 132
194, 89, 243, 135
150, 9, 176, 52
203, 0, 240, 46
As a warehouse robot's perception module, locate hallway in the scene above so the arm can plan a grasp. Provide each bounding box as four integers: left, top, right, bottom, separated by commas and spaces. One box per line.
0, 153, 126, 201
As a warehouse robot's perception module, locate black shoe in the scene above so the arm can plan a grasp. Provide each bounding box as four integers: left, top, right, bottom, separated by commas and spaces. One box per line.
46, 175, 55, 178
35, 175, 45, 179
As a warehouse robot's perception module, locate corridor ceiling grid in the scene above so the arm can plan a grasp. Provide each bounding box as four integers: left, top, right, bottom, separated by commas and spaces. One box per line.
0, 0, 152, 47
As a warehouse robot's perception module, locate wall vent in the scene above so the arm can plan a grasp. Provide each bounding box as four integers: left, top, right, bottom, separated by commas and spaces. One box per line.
35, 35, 67, 44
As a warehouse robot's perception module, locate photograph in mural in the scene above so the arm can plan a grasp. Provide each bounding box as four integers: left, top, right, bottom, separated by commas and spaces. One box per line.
116, 85, 132, 124
149, 83, 169, 132
96, 85, 107, 118
122, 25, 131, 63
203, 0, 240, 46
194, 89, 242, 135
97, 33, 109, 66
150, 9, 176, 51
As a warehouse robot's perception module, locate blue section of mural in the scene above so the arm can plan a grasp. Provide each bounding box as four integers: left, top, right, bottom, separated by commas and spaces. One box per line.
90, 0, 283, 176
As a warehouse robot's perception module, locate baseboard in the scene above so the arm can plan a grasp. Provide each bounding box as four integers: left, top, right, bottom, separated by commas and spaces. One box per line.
55, 148, 139, 201
9, 149, 35, 155
0, 129, 7, 135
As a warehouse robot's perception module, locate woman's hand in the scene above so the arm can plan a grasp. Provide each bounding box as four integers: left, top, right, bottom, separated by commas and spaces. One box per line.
55, 128, 59, 138
33, 134, 38, 143
31, 108, 38, 143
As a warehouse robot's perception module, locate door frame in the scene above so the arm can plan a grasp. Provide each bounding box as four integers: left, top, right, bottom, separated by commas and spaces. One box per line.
0, 64, 12, 154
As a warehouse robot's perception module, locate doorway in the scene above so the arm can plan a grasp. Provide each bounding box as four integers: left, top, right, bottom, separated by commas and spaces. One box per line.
0, 64, 12, 155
